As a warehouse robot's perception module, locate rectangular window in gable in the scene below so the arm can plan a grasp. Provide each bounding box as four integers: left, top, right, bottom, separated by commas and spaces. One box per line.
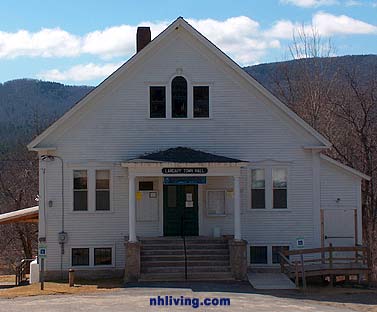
150, 86, 166, 118
193, 86, 209, 118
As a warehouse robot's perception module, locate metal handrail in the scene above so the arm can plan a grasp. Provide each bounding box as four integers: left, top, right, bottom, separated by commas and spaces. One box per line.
15, 258, 34, 286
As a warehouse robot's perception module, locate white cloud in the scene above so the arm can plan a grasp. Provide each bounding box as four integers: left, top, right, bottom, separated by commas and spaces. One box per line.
265, 20, 298, 39
0, 28, 80, 58
37, 62, 123, 82
313, 12, 377, 35
265, 12, 377, 39
280, 0, 338, 7
0, 15, 374, 82
345, 0, 362, 6
187, 16, 280, 64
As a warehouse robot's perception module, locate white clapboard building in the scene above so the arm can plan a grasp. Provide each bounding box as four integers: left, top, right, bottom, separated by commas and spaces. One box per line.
28, 18, 370, 281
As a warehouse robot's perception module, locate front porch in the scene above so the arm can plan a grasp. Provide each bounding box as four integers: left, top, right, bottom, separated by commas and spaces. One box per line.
122, 147, 248, 242
121, 147, 249, 282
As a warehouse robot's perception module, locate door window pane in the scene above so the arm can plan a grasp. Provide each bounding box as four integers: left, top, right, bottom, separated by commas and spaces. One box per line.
74, 170, 87, 211
273, 168, 287, 208
193, 86, 209, 118
94, 248, 112, 266
96, 170, 110, 211
171, 76, 187, 118
251, 169, 265, 209
250, 246, 267, 264
272, 246, 289, 264
139, 181, 154, 191
207, 190, 226, 216
167, 186, 177, 208
150, 86, 166, 118
72, 248, 89, 266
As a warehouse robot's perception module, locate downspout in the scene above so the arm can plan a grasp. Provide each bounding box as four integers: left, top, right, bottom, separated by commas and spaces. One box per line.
41, 155, 66, 279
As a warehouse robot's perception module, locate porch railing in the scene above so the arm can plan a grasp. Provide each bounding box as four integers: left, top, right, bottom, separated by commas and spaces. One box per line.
15, 258, 34, 286
279, 244, 368, 288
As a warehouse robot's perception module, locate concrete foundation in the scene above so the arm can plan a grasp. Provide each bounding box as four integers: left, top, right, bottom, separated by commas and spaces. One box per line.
229, 239, 248, 281
44, 269, 123, 281
124, 241, 141, 282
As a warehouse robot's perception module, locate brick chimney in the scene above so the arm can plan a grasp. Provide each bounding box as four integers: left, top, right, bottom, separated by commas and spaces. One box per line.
136, 27, 151, 53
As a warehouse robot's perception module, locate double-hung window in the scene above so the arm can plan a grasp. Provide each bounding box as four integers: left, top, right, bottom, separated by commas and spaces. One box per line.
251, 169, 265, 209
96, 170, 110, 211
272, 168, 288, 209
73, 170, 88, 211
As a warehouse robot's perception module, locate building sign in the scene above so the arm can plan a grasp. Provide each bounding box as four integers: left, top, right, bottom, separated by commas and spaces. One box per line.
163, 177, 207, 185
162, 168, 208, 175
296, 237, 305, 249
38, 244, 47, 259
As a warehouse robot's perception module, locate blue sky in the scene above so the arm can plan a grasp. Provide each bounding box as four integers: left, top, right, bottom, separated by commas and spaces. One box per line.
0, 0, 376, 86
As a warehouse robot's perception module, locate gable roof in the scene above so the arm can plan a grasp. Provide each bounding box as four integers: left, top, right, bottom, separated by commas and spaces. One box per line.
320, 154, 371, 181
28, 17, 332, 150
128, 147, 244, 163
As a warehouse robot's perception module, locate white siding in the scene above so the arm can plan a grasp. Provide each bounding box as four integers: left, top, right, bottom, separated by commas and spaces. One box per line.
320, 158, 362, 245
35, 27, 362, 270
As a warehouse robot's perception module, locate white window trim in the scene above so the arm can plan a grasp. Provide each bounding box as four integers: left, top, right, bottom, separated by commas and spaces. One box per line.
70, 245, 115, 269
147, 74, 213, 120
70, 168, 114, 214
206, 189, 227, 217
248, 164, 291, 211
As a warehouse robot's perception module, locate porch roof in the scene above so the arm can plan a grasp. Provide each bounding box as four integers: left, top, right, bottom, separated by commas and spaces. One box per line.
125, 147, 245, 164
0, 206, 38, 225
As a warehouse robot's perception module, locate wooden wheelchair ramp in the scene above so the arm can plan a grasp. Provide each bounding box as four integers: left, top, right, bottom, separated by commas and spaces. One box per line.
248, 272, 296, 289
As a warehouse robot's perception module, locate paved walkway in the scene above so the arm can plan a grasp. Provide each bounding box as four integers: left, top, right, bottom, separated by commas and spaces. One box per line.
0, 284, 362, 312
248, 272, 297, 289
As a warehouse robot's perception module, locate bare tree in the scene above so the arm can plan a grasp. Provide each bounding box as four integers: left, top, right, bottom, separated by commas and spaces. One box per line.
327, 67, 377, 281
272, 24, 338, 132
0, 147, 38, 271
272, 26, 377, 282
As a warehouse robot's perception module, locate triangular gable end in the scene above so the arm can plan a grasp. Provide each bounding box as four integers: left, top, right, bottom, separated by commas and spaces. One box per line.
28, 17, 332, 150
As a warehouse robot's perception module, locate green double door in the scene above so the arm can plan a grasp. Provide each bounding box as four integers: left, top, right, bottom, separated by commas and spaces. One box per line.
163, 185, 199, 236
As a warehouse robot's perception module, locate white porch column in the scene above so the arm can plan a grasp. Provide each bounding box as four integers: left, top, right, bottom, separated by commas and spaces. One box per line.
233, 175, 241, 240
128, 174, 137, 242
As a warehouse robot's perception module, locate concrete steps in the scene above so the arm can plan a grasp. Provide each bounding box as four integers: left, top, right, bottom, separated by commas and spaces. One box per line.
139, 237, 234, 281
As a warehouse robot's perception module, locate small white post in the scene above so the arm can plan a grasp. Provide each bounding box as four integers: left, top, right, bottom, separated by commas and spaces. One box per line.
234, 175, 241, 240
128, 174, 137, 242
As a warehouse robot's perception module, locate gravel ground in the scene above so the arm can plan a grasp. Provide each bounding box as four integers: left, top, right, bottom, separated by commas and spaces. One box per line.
0, 281, 376, 312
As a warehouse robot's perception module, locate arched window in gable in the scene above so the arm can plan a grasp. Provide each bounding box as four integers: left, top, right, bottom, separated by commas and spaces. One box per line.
171, 76, 187, 118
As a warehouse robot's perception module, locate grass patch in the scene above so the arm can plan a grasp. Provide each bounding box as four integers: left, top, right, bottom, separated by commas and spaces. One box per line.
0, 275, 15, 283
0, 278, 123, 299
